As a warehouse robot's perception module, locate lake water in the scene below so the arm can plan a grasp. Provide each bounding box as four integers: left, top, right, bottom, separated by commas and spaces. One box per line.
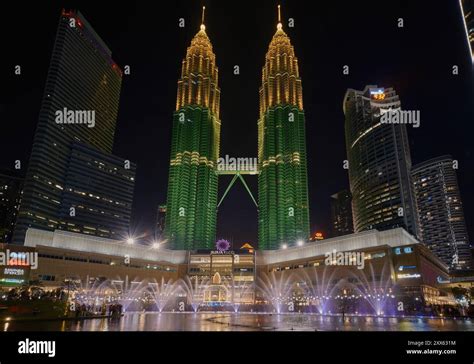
4, 312, 474, 331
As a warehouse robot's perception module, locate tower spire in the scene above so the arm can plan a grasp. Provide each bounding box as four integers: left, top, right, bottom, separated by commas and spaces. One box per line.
258, 4, 309, 250
200, 6, 206, 31
277, 5, 282, 30
166, 3, 220, 250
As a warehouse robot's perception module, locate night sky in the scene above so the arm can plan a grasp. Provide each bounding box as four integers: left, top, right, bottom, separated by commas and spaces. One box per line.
1, 0, 473, 248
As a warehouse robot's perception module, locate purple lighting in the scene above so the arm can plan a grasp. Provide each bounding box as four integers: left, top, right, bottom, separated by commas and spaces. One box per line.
216, 239, 230, 252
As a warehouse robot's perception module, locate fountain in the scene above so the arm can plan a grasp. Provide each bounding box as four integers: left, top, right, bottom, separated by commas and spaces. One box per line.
231, 278, 255, 313
258, 271, 294, 314
112, 278, 147, 312
297, 266, 339, 315
179, 275, 210, 312
147, 278, 180, 312
61, 262, 397, 317
68, 276, 114, 312
348, 261, 396, 316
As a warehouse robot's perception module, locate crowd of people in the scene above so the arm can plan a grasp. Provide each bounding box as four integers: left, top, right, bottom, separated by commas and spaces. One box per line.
72, 302, 123, 319
108, 303, 123, 318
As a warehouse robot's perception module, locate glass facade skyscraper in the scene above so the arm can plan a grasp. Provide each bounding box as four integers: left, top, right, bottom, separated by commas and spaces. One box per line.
156, 204, 167, 238
330, 190, 354, 237
60, 142, 136, 239
343, 86, 419, 238
460, 0, 474, 62
258, 14, 310, 250
13, 10, 135, 243
0, 170, 23, 243
164, 20, 221, 250
412, 156, 472, 270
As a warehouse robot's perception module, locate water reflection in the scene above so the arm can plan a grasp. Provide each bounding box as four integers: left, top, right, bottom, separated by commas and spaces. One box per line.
3, 313, 474, 332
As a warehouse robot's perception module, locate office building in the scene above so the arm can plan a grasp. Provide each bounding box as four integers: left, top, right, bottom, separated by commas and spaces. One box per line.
343, 86, 419, 238
412, 155, 472, 270
330, 190, 354, 237
0, 170, 23, 243
13, 10, 134, 243
460, 0, 474, 62
164, 13, 221, 249
258, 8, 310, 249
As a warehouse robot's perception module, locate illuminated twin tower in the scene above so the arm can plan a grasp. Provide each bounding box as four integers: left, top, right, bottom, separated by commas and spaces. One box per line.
165, 7, 310, 250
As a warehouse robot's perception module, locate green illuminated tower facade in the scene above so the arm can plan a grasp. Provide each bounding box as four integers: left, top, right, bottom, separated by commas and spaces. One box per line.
164, 19, 221, 250
258, 12, 310, 249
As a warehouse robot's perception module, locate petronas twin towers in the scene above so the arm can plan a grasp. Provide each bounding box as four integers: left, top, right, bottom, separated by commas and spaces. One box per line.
165, 7, 310, 250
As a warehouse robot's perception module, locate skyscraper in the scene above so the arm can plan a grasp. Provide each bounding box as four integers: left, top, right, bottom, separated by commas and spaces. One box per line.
60, 142, 136, 239
164, 10, 221, 250
0, 170, 23, 243
156, 204, 167, 237
13, 10, 135, 243
330, 190, 354, 237
343, 86, 419, 238
412, 156, 472, 270
460, 0, 474, 62
258, 7, 310, 250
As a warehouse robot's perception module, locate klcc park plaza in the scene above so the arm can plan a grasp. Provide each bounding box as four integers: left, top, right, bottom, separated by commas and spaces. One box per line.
1, 3, 474, 332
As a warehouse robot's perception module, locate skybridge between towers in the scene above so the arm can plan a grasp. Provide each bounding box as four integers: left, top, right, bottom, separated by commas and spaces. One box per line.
216, 168, 259, 209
